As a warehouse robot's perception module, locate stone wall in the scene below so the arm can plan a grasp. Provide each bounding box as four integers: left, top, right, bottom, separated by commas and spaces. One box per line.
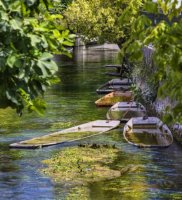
142, 45, 181, 144
142, 45, 172, 115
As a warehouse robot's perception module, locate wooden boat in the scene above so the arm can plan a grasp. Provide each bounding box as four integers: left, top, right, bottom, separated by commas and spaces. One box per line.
104, 65, 123, 77
104, 65, 122, 68
123, 117, 173, 147
96, 78, 132, 94
95, 91, 133, 107
104, 64, 129, 77
106, 101, 146, 121
172, 123, 182, 144
9, 120, 120, 149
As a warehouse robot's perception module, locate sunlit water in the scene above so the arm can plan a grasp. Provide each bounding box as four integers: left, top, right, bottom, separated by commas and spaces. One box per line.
0, 46, 182, 200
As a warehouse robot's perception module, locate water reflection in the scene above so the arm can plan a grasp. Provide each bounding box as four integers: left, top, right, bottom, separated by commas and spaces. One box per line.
72, 130, 182, 200
72, 45, 119, 65
0, 46, 119, 199
0, 46, 182, 199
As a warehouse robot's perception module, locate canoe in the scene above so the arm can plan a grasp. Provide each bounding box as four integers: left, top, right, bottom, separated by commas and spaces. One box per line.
172, 123, 182, 144
123, 117, 173, 147
9, 120, 120, 149
95, 91, 133, 107
106, 101, 146, 121
96, 78, 132, 94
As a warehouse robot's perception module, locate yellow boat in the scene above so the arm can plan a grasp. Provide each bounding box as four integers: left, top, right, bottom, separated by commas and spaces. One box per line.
95, 91, 133, 107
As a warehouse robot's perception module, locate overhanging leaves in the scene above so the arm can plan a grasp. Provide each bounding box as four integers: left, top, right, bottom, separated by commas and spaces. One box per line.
0, 0, 74, 115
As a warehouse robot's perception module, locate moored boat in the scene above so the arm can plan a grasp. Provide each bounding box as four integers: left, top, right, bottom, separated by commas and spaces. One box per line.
95, 91, 133, 107
172, 123, 182, 144
104, 65, 122, 68
104, 64, 129, 77
123, 117, 173, 147
96, 78, 132, 94
9, 120, 120, 149
106, 101, 146, 121
104, 65, 123, 77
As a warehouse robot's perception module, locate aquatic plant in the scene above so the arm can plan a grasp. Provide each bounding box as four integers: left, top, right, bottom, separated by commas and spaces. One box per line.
21, 131, 99, 146
41, 146, 121, 184
41, 144, 147, 199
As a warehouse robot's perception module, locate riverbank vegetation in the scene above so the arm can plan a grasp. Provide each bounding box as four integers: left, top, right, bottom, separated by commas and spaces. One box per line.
1, 0, 181, 123
63, 0, 124, 44
119, 0, 182, 124
0, 0, 74, 115
64, 0, 182, 124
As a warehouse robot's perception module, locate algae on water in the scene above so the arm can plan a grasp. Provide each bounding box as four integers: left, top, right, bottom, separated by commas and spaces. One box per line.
41, 145, 147, 199
41, 146, 120, 184
50, 121, 74, 129
21, 131, 98, 145
66, 186, 90, 200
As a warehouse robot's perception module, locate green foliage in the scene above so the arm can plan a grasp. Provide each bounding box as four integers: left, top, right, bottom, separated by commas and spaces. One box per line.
49, 0, 73, 17
41, 146, 120, 184
61, 0, 73, 7
63, 0, 124, 44
0, 0, 74, 115
119, 0, 182, 123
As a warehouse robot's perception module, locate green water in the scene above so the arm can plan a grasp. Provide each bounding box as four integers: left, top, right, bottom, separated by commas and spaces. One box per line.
0, 46, 182, 200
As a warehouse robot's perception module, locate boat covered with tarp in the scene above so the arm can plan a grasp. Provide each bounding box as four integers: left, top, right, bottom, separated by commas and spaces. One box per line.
106, 101, 146, 121
95, 91, 133, 107
9, 120, 120, 149
96, 78, 132, 94
123, 117, 173, 147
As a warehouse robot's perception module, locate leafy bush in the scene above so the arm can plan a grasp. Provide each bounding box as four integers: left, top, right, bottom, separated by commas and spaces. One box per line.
0, 0, 74, 115
119, 0, 182, 123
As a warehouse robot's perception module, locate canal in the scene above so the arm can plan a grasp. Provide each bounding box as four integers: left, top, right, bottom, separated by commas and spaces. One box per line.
0, 46, 182, 199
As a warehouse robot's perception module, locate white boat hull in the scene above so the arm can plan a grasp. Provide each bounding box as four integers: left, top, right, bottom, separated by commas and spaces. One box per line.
9, 120, 120, 149
123, 117, 173, 147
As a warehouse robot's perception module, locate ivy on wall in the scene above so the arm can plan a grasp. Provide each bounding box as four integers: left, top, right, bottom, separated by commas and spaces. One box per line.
119, 0, 182, 123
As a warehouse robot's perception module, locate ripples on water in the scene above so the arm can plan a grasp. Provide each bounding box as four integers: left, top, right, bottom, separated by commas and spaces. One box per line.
0, 46, 182, 200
